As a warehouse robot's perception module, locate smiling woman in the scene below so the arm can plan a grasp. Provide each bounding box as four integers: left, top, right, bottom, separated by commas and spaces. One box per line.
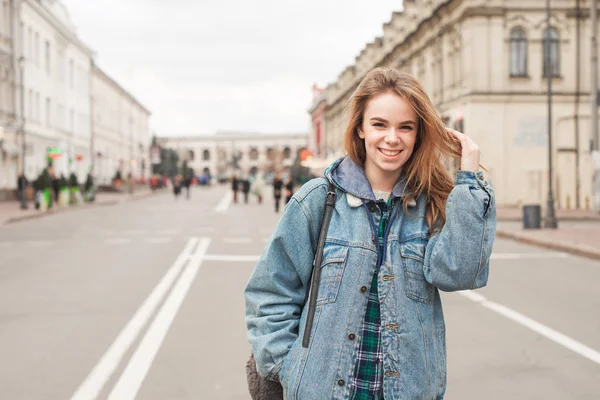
245, 67, 496, 399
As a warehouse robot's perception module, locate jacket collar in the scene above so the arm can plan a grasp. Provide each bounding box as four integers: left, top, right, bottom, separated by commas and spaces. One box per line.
325, 156, 416, 207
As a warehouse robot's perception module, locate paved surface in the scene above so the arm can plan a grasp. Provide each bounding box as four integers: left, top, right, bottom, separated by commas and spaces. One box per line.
0, 185, 598, 399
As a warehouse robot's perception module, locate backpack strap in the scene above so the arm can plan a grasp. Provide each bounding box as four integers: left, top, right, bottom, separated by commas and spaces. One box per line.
302, 180, 336, 348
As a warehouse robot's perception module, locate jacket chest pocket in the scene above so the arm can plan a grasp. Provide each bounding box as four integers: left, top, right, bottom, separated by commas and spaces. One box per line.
400, 239, 433, 303
315, 246, 349, 306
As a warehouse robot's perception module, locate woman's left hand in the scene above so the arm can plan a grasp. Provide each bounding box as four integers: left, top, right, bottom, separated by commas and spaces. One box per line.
447, 128, 480, 173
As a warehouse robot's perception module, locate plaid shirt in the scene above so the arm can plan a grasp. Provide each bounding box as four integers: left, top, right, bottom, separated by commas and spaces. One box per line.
350, 194, 392, 400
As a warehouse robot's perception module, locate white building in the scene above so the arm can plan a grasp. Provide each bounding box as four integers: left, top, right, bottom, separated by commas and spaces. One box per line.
18, 0, 93, 183
91, 65, 151, 186
0, 0, 19, 200
157, 132, 308, 181
316, 0, 599, 210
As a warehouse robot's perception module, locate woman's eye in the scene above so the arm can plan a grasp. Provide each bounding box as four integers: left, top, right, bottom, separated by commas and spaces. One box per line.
400, 125, 413, 130
373, 123, 385, 128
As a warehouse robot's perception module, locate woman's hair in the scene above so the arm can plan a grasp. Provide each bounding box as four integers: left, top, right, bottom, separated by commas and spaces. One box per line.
344, 67, 462, 234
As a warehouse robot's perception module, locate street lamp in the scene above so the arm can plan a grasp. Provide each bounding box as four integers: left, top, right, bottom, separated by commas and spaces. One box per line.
18, 55, 27, 210
543, 0, 558, 228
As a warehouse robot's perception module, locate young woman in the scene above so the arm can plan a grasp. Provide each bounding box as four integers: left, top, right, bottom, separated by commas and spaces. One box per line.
245, 68, 496, 399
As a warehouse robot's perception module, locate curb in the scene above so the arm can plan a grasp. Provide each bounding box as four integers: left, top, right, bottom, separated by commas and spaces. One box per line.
496, 229, 600, 261
3, 191, 155, 225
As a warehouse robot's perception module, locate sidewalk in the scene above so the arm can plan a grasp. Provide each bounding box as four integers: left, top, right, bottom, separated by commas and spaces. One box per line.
497, 206, 600, 261
0, 187, 155, 226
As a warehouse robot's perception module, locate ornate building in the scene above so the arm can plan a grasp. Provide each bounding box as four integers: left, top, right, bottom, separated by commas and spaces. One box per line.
312, 0, 596, 209
157, 132, 308, 181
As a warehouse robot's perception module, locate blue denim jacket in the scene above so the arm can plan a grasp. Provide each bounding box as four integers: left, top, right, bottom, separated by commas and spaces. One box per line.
245, 157, 496, 399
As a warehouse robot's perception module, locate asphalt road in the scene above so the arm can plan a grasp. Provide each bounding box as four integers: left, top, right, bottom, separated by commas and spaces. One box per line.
0, 184, 598, 399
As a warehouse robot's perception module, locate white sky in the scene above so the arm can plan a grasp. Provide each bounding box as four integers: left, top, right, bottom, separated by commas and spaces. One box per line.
62, 0, 403, 136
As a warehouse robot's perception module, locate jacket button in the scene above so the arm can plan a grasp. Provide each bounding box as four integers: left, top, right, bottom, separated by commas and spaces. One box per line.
337, 379, 345, 386
360, 285, 368, 293
371, 236, 376, 243
348, 333, 356, 340
368, 203, 377, 212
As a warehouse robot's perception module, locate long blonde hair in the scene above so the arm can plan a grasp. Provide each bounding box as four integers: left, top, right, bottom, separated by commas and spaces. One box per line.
344, 67, 461, 234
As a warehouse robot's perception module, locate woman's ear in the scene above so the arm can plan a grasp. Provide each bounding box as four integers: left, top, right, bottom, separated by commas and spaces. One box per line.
357, 128, 365, 139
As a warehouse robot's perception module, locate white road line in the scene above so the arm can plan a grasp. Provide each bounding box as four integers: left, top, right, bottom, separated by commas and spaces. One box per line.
105, 238, 132, 245
204, 254, 260, 262
215, 191, 232, 213
491, 252, 568, 260
223, 237, 252, 244
70, 237, 201, 400
107, 238, 211, 400
458, 291, 600, 366
144, 237, 172, 244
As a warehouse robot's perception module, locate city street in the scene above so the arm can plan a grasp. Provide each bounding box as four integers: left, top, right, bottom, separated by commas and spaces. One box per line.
0, 184, 598, 399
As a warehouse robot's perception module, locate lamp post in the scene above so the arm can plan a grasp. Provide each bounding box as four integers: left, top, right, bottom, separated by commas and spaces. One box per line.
544, 0, 558, 228
591, 0, 600, 212
18, 55, 27, 210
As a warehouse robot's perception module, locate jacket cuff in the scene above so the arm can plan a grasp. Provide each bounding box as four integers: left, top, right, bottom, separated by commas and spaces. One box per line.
454, 170, 485, 186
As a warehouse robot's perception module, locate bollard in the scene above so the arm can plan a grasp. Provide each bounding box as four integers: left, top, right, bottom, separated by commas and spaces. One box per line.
523, 204, 542, 229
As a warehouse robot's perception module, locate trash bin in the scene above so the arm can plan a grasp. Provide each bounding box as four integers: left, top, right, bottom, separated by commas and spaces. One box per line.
523, 204, 541, 229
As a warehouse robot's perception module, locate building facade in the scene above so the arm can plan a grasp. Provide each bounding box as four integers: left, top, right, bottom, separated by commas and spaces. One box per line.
18, 0, 93, 183
315, 0, 597, 209
157, 132, 308, 180
0, 0, 18, 200
91, 65, 151, 186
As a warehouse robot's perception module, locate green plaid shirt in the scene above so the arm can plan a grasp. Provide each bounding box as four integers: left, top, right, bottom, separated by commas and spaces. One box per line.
350, 193, 392, 399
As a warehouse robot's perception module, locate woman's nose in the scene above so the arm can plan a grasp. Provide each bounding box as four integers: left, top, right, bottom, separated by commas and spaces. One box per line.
384, 130, 399, 144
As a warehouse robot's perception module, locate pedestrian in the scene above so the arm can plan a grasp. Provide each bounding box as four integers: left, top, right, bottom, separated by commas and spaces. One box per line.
173, 175, 182, 199
272, 173, 283, 213
284, 176, 294, 204
244, 68, 496, 399
17, 172, 28, 205
183, 175, 192, 200
251, 173, 265, 204
232, 175, 240, 204
242, 177, 251, 204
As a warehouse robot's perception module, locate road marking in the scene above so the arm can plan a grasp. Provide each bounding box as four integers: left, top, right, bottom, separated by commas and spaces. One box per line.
144, 237, 172, 244
491, 252, 568, 260
193, 227, 215, 233
223, 237, 252, 244
215, 191, 232, 213
107, 238, 211, 400
204, 254, 260, 262
105, 238, 132, 245
70, 237, 201, 400
458, 291, 600, 366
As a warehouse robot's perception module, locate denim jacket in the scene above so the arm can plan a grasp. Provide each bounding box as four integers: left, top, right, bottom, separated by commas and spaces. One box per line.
245, 157, 496, 399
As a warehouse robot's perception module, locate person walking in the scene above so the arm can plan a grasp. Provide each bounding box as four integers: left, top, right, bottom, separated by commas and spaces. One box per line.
232, 175, 240, 204
272, 173, 283, 213
244, 68, 496, 399
284, 176, 294, 205
242, 177, 251, 204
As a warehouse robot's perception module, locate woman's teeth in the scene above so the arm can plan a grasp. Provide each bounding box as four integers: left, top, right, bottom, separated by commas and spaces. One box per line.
379, 149, 401, 156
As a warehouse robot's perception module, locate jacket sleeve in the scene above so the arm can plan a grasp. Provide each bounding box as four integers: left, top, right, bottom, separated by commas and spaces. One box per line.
244, 197, 317, 380
423, 170, 496, 291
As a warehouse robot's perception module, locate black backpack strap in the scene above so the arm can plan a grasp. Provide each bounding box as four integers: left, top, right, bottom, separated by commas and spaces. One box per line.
302, 181, 336, 348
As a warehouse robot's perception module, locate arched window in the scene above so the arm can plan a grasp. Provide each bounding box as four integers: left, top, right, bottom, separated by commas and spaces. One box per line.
509, 27, 527, 77
543, 27, 560, 77
203, 149, 210, 161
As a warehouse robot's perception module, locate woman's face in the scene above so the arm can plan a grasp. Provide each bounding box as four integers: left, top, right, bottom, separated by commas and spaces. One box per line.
358, 91, 418, 191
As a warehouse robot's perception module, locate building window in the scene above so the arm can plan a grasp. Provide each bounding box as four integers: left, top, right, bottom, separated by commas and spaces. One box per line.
46, 97, 51, 127
283, 147, 291, 159
203, 149, 210, 160
34, 32, 39, 65
45, 40, 51, 74
543, 27, 560, 77
69, 59, 74, 88
249, 147, 259, 160
509, 27, 527, 77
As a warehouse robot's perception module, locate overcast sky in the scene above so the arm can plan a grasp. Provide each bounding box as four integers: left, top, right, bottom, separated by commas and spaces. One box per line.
62, 0, 402, 136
